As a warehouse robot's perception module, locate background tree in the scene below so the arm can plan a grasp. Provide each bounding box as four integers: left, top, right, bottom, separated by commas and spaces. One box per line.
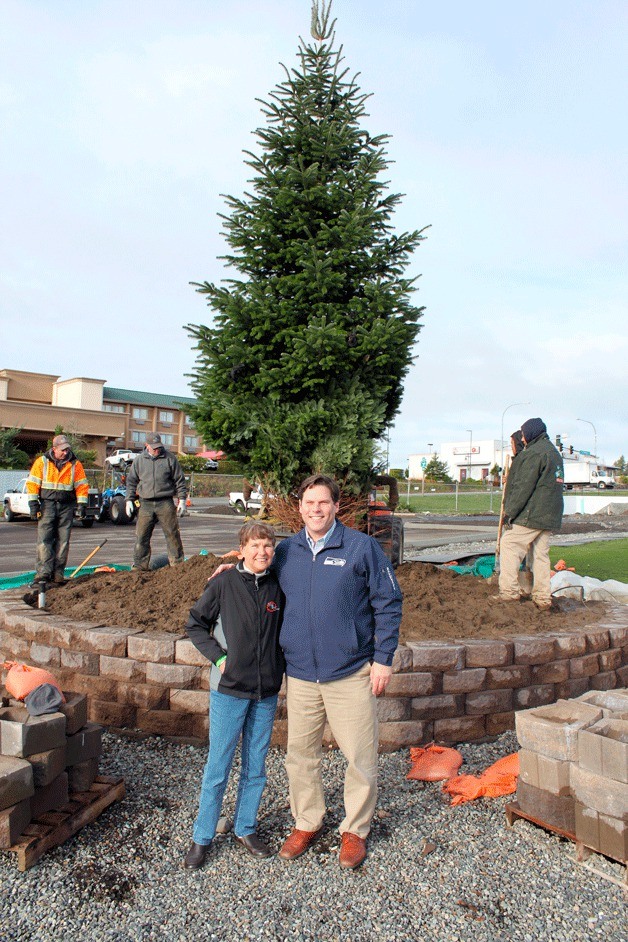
187, 1, 427, 495
0, 428, 30, 469
614, 455, 625, 474
423, 455, 452, 483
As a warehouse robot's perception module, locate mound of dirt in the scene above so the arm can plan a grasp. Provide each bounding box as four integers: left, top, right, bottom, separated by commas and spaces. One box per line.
28, 556, 607, 642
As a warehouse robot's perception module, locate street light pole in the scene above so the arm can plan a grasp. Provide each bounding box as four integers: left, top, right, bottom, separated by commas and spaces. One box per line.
577, 418, 597, 460
500, 401, 530, 488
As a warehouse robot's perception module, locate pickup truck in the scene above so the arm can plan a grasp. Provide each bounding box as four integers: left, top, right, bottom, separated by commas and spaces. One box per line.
104, 449, 139, 470
228, 484, 264, 514
3, 478, 101, 527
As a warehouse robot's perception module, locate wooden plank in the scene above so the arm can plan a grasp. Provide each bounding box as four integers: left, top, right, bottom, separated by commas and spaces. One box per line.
505, 801, 626, 884
7, 776, 125, 872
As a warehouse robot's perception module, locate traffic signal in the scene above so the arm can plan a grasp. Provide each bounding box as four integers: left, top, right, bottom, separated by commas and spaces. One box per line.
569, 445, 574, 455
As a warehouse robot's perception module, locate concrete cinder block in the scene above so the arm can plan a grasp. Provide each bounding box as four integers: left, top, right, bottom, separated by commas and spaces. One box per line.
465, 689, 513, 715
578, 689, 628, 715
517, 779, 576, 833
376, 720, 432, 752
0, 707, 66, 757
579, 718, 628, 783
485, 665, 531, 689
515, 699, 603, 760
67, 757, 99, 793
569, 654, 600, 679
519, 749, 571, 796
406, 642, 465, 672
0, 798, 32, 849
386, 672, 438, 697
411, 694, 464, 720
513, 685, 556, 711
513, 637, 556, 666
99, 655, 146, 682
0, 755, 34, 811
28, 745, 67, 788
127, 633, 176, 664
65, 722, 103, 767
575, 801, 599, 852
518, 749, 539, 788
442, 668, 486, 694
60, 692, 88, 735
463, 639, 513, 668
486, 711, 515, 736
570, 764, 628, 821
145, 662, 201, 688
433, 715, 486, 743
31, 771, 69, 819
598, 813, 628, 863
88, 699, 136, 728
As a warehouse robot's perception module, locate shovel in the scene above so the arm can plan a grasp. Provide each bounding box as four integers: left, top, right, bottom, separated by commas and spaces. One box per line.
70, 539, 108, 579
493, 455, 510, 577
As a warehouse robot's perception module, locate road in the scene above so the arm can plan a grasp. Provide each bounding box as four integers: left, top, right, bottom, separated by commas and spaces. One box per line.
0, 508, 499, 577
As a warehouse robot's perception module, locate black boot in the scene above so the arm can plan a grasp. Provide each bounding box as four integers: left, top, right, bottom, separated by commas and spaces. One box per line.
184, 841, 209, 869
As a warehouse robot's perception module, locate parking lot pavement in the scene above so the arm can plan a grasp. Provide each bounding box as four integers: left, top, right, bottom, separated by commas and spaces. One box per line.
0, 515, 246, 577
0, 512, 499, 578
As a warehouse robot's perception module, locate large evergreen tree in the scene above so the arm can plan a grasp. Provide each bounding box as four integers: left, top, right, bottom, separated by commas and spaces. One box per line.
187, 1, 427, 494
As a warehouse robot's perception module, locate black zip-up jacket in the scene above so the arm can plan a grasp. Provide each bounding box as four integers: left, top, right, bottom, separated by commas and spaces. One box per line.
185, 564, 285, 700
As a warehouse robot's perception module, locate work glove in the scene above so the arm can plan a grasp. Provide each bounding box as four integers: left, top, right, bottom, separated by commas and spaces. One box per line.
29, 500, 41, 520
76, 505, 86, 520
126, 499, 137, 517
176, 500, 186, 517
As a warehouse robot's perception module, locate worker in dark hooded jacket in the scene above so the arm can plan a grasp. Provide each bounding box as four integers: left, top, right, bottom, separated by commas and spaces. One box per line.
497, 417, 563, 609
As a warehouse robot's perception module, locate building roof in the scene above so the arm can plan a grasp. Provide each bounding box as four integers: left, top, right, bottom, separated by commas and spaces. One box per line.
103, 387, 197, 409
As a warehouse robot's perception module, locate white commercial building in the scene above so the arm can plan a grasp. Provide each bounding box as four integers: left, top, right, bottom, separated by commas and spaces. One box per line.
409, 439, 507, 483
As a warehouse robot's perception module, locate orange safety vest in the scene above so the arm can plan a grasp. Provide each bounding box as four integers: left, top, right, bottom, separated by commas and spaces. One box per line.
26, 454, 89, 504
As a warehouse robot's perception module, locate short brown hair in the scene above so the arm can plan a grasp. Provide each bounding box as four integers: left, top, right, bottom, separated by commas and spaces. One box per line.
297, 474, 340, 503
238, 521, 276, 547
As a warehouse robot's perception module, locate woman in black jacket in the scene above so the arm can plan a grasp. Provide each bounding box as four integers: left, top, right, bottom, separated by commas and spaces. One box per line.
183, 522, 284, 869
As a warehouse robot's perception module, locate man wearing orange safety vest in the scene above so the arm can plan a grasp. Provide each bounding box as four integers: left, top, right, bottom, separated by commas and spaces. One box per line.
26, 434, 89, 585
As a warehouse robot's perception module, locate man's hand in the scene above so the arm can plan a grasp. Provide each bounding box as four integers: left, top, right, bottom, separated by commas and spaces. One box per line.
76, 505, 86, 520
176, 499, 186, 517
126, 499, 136, 518
370, 662, 392, 697
29, 501, 41, 520
208, 563, 236, 581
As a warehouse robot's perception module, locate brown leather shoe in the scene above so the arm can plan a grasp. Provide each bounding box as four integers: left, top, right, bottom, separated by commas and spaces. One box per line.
184, 841, 209, 869
339, 832, 367, 869
278, 827, 322, 860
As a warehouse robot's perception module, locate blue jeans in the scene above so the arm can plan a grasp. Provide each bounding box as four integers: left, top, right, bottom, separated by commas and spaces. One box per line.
193, 690, 278, 846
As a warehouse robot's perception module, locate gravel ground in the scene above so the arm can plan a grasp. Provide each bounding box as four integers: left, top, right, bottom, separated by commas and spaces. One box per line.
1, 731, 625, 942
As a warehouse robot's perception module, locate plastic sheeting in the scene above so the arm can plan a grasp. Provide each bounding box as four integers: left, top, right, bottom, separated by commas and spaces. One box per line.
551, 570, 628, 604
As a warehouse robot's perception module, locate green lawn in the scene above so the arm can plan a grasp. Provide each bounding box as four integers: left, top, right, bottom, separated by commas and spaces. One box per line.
550, 539, 628, 583
401, 492, 502, 514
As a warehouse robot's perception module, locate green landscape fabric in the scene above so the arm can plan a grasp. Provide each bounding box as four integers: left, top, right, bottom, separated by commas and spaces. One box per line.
0, 564, 131, 590
447, 555, 496, 578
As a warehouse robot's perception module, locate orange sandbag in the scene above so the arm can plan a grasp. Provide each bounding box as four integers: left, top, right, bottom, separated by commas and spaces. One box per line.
407, 744, 464, 781
3, 661, 66, 703
442, 753, 519, 805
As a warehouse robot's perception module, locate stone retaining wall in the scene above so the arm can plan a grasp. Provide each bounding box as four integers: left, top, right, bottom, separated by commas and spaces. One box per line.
1, 589, 626, 750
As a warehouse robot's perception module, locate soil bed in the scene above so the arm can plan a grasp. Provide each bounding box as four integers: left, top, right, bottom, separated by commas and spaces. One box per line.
29, 555, 608, 642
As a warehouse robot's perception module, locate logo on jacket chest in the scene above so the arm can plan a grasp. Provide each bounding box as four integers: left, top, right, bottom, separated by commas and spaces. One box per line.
266, 601, 280, 613
324, 557, 346, 567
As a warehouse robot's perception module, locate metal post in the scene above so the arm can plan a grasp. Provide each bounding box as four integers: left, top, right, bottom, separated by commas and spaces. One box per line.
577, 418, 597, 460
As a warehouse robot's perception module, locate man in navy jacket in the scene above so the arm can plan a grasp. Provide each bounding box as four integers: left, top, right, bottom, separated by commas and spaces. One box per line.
276, 474, 402, 869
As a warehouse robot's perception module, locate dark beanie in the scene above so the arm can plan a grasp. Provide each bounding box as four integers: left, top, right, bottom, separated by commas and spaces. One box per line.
511, 430, 525, 454
521, 417, 547, 442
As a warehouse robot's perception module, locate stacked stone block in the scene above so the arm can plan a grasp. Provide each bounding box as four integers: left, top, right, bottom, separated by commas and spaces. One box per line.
0, 690, 103, 849
515, 689, 628, 863
0, 587, 626, 750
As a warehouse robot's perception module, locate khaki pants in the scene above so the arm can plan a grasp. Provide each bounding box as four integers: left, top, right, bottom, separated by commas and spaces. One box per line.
499, 525, 552, 605
285, 663, 378, 839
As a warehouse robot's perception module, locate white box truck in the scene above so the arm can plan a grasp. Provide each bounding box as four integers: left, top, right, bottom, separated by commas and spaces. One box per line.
562, 459, 616, 490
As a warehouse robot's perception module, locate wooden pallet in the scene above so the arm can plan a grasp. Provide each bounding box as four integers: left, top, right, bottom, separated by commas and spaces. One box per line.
506, 801, 627, 888
7, 775, 125, 872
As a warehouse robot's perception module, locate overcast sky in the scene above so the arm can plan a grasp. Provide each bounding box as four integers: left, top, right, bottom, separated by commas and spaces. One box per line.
1, 1, 626, 467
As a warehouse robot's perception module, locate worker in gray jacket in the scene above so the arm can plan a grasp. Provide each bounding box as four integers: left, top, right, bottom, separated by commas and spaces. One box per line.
497, 417, 563, 609
125, 433, 187, 570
